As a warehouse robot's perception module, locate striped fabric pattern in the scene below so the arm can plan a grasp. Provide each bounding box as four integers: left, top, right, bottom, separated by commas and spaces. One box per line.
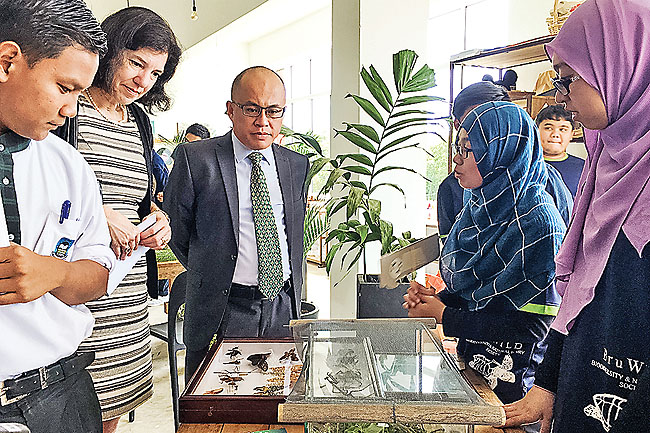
75, 95, 153, 420
441, 102, 566, 314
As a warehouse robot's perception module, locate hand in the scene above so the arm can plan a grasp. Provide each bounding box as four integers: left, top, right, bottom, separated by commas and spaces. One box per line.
156, 191, 164, 203
0, 244, 65, 304
402, 280, 436, 308
139, 210, 171, 250
104, 205, 140, 260
503, 385, 555, 433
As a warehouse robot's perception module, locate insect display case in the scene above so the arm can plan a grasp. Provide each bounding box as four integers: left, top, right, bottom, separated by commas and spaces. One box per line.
279, 319, 506, 433
179, 338, 302, 424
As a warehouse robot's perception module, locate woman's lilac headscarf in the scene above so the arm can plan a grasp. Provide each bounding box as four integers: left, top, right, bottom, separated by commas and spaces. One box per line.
546, 0, 650, 334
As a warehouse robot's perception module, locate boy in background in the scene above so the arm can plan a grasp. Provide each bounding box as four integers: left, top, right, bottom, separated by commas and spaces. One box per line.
536, 104, 585, 197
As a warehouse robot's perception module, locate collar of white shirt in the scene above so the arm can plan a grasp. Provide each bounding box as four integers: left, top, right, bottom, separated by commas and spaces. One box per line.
231, 130, 275, 166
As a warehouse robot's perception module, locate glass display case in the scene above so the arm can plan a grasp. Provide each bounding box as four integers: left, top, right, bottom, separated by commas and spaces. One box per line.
179, 338, 302, 424
279, 319, 505, 431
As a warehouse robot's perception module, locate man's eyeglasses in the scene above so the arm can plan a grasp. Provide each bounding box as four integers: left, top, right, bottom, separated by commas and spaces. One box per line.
231, 102, 286, 119
453, 138, 473, 159
552, 75, 580, 96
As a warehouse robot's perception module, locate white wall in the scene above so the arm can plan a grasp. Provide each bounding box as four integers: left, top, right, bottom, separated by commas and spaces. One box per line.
151, 0, 330, 140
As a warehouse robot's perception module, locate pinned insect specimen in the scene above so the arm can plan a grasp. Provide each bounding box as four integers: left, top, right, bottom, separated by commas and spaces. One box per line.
224, 360, 241, 365
204, 388, 224, 395
279, 348, 299, 362
253, 384, 284, 396
225, 346, 242, 359
247, 352, 271, 372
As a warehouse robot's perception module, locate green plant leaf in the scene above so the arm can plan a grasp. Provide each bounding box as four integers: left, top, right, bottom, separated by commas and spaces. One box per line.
325, 229, 339, 244
386, 117, 442, 132
343, 122, 381, 144
342, 165, 372, 176
374, 165, 419, 177
392, 109, 442, 118
346, 94, 385, 127
384, 122, 439, 138
340, 153, 374, 167
348, 219, 361, 227
370, 182, 406, 196
305, 157, 331, 192
344, 247, 364, 273
369, 65, 393, 106
336, 130, 378, 154
325, 242, 342, 274
380, 132, 428, 153
402, 64, 436, 92
395, 95, 445, 107
392, 49, 418, 93
349, 180, 369, 193
376, 143, 422, 164
379, 219, 394, 254
320, 168, 344, 195
303, 205, 330, 257
355, 224, 369, 243
368, 199, 381, 221
360, 67, 391, 112
346, 186, 364, 219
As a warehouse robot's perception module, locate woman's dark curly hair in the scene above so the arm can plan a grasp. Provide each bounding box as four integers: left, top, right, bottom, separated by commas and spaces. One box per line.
93, 7, 182, 113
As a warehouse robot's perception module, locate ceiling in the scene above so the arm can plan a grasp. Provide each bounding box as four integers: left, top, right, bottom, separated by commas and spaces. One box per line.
84, 0, 268, 50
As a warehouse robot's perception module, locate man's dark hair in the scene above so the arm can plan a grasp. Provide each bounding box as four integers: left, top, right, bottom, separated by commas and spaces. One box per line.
452, 81, 510, 120
231, 66, 285, 100
185, 123, 210, 140
93, 7, 182, 113
0, 0, 107, 66
535, 104, 575, 129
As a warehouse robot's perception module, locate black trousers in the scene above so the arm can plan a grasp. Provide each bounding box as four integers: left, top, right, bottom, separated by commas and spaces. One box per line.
0, 369, 101, 433
185, 281, 295, 383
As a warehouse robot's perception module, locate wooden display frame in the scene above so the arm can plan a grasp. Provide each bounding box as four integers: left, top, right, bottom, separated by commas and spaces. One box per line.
179, 338, 301, 424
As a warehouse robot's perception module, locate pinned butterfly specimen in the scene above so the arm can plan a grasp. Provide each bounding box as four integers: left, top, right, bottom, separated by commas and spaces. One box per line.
279, 348, 299, 362
247, 352, 271, 371
225, 346, 242, 359
204, 387, 224, 395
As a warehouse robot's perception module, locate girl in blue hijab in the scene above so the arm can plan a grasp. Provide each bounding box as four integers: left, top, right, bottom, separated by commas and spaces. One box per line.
405, 101, 566, 404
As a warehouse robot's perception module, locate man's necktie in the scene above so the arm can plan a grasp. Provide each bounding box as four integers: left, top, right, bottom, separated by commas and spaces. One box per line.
248, 152, 283, 300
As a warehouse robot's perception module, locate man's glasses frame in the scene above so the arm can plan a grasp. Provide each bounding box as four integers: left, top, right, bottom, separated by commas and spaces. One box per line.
231, 101, 286, 119
552, 75, 580, 96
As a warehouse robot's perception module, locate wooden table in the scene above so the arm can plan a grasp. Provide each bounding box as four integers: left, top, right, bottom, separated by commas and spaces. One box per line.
157, 260, 185, 286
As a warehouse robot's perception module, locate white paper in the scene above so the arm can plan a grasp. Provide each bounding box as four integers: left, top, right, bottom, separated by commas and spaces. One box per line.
106, 214, 156, 294
379, 233, 440, 289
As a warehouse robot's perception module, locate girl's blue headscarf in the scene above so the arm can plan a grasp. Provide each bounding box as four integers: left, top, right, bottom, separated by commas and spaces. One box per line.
440, 101, 566, 314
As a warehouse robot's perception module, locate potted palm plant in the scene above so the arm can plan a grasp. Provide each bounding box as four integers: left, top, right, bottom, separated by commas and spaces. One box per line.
319, 49, 445, 318
280, 126, 331, 319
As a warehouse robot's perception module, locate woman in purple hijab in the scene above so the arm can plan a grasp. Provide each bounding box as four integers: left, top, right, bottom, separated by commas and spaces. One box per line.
503, 0, 650, 431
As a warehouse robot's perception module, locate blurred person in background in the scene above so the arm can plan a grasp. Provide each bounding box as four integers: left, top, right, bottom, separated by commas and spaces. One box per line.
535, 104, 584, 197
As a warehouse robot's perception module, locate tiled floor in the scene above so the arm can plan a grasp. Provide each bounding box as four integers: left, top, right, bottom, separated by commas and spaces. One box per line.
116, 263, 330, 433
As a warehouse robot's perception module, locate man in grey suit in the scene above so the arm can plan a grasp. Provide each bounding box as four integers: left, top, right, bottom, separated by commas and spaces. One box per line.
164, 66, 309, 380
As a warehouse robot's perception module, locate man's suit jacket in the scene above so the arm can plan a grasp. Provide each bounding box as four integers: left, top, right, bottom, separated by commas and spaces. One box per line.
164, 132, 309, 351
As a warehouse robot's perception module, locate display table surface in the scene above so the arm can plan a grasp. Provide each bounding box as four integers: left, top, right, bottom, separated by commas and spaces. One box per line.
179, 368, 522, 433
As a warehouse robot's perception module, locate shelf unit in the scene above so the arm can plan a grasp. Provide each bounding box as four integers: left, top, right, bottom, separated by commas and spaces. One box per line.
448, 35, 556, 170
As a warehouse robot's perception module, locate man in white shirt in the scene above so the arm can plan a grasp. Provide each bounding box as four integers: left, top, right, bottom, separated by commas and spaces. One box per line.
165, 66, 309, 381
0, 1, 113, 432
